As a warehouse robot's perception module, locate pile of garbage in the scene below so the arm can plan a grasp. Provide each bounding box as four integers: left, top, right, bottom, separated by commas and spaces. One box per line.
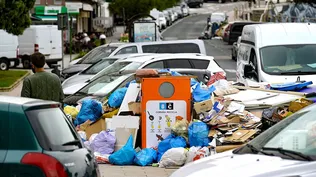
63, 69, 315, 168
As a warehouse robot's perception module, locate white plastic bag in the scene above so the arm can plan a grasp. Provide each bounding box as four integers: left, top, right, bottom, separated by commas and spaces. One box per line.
159, 147, 188, 168
185, 146, 201, 164
78, 131, 87, 140
185, 147, 210, 164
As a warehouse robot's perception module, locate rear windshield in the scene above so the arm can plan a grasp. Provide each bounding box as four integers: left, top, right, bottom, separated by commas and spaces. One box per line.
142, 43, 200, 53
79, 46, 117, 64
81, 59, 117, 74
26, 108, 80, 151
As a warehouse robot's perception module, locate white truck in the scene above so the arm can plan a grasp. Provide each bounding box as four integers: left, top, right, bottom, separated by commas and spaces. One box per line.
0, 30, 19, 70
18, 25, 62, 69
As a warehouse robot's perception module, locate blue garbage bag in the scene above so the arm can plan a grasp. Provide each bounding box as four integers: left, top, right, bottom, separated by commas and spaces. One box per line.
75, 99, 102, 126
108, 87, 128, 108
188, 122, 210, 147
125, 80, 136, 87
192, 83, 216, 102
157, 69, 170, 73
170, 71, 182, 76
134, 148, 157, 166
190, 78, 199, 87
109, 135, 136, 165
157, 134, 186, 162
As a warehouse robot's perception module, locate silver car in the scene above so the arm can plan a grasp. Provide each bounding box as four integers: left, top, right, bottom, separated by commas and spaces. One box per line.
232, 36, 241, 61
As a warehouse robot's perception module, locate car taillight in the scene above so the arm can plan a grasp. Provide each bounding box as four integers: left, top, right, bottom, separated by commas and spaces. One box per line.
34, 44, 39, 53
21, 152, 68, 177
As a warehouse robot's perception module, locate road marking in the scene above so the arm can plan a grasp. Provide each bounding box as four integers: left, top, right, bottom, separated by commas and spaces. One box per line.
225, 69, 237, 73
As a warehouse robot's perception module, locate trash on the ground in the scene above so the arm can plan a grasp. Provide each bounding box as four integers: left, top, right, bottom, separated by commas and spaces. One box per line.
63, 69, 315, 167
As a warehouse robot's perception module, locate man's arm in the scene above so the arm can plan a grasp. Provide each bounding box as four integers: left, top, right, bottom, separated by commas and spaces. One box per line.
21, 78, 31, 98
59, 83, 65, 105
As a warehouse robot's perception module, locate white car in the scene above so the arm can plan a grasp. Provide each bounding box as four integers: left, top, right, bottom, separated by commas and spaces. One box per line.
63, 53, 226, 95
158, 12, 167, 29
181, 3, 190, 16
171, 104, 316, 177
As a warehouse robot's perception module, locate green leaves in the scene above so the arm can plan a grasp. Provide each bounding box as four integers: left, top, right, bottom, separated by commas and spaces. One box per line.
109, 0, 181, 21
0, 0, 35, 35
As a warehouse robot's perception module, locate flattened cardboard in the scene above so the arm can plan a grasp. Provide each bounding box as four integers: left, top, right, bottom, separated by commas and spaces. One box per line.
224, 129, 257, 143
218, 115, 241, 124
208, 129, 217, 137
128, 102, 141, 115
216, 144, 245, 153
194, 99, 214, 114
85, 118, 106, 139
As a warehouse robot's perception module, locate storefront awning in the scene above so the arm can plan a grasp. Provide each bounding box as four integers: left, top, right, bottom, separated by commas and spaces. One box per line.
34, 5, 80, 16
34, 15, 77, 21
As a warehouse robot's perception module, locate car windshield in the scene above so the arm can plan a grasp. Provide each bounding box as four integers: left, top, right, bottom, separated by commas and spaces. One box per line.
96, 61, 143, 76
26, 108, 79, 151
79, 74, 121, 94
78, 46, 117, 64
81, 58, 118, 75
260, 44, 316, 75
235, 105, 316, 160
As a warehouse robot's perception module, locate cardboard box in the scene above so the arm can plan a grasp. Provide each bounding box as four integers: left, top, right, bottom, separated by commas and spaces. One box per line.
194, 99, 214, 114
128, 102, 141, 115
224, 129, 257, 143
85, 118, 106, 139
216, 144, 245, 153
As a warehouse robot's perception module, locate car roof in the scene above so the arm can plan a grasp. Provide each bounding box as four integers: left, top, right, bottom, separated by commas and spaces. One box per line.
0, 96, 58, 106
120, 53, 212, 63
101, 53, 156, 60
107, 39, 204, 48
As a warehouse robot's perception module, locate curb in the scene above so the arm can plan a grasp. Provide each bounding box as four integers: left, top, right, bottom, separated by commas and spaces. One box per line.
0, 71, 30, 92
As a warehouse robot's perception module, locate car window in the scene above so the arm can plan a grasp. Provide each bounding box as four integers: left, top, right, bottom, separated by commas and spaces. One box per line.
115, 46, 138, 55
26, 108, 80, 151
81, 59, 117, 74
98, 61, 142, 76
190, 60, 209, 69
231, 24, 244, 33
80, 46, 118, 64
77, 47, 102, 64
0, 106, 9, 150
142, 43, 200, 53
166, 59, 192, 68
143, 61, 164, 68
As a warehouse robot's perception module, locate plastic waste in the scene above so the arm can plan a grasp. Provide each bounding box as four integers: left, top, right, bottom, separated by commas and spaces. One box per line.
157, 134, 187, 162
91, 131, 116, 154
74, 99, 103, 126
134, 148, 157, 166
188, 122, 210, 147
64, 106, 79, 119
192, 83, 216, 102
108, 87, 128, 108
159, 147, 188, 168
109, 135, 136, 165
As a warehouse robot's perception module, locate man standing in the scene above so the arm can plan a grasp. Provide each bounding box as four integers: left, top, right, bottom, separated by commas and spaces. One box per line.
21, 52, 64, 104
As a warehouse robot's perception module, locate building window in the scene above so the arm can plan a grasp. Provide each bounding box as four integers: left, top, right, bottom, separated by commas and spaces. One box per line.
54, 0, 62, 5
35, 0, 41, 4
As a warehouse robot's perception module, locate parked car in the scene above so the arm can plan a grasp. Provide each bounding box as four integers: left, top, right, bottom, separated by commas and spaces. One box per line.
63, 68, 212, 106
228, 21, 260, 45
168, 9, 176, 22
0, 30, 19, 70
181, 3, 190, 16
175, 6, 184, 18
158, 12, 167, 29
63, 53, 225, 95
163, 10, 172, 26
0, 96, 100, 177
18, 25, 62, 69
171, 8, 179, 21
171, 103, 316, 177
187, 0, 203, 7
63, 39, 207, 79
232, 36, 241, 61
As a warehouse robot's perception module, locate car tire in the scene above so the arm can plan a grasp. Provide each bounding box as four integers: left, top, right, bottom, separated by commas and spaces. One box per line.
232, 53, 237, 61
0, 58, 9, 71
22, 55, 31, 69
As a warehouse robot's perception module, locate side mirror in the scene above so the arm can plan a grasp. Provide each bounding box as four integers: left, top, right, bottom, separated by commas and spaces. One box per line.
244, 64, 256, 78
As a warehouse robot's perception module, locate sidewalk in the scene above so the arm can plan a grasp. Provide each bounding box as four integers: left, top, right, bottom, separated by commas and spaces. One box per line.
107, 26, 125, 43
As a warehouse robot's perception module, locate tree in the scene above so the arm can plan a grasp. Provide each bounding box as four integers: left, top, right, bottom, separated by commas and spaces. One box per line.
293, 0, 316, 7
109, 0, 180, 22
0, 0, 35, 35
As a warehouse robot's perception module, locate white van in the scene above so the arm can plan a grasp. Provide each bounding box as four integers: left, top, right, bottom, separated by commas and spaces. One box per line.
0, 30, 19, 70
236, 23, 316, 86
18, 25, 62, 69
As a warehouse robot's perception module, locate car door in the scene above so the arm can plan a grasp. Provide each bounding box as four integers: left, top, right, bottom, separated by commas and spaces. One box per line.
0, 104, 9, 175
49, 27, 62, 58
114, 46, 138, 55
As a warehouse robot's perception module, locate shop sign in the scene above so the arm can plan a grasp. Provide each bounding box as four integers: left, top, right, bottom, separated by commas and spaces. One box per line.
35, 6, 67, 16
66, 2, 82, 15
145, 100, 187, 148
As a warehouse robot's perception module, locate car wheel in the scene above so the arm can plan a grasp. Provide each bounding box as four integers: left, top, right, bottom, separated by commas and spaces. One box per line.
22, 55, 31, 69
0, 58, 9, 71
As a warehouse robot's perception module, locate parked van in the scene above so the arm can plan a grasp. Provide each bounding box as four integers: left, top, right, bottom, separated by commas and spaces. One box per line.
0, 30, 19, 70
18, 25, 62, 69
63, 39, 206, 78
236, 23, 316, 86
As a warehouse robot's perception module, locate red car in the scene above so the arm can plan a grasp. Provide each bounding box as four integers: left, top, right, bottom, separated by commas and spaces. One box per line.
223, 23, 233, 42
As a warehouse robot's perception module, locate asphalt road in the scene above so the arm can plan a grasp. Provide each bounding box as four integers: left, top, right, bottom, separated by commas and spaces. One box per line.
162, 2, 244, 80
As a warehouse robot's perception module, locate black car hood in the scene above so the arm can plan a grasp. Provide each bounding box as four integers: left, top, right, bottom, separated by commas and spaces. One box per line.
62, 64, 92, 74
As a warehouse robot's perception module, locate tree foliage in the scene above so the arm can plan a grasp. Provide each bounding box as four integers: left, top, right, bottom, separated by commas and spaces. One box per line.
109, 0, 181, 21
0, 0, 35, 35
293, 0, 316, 7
